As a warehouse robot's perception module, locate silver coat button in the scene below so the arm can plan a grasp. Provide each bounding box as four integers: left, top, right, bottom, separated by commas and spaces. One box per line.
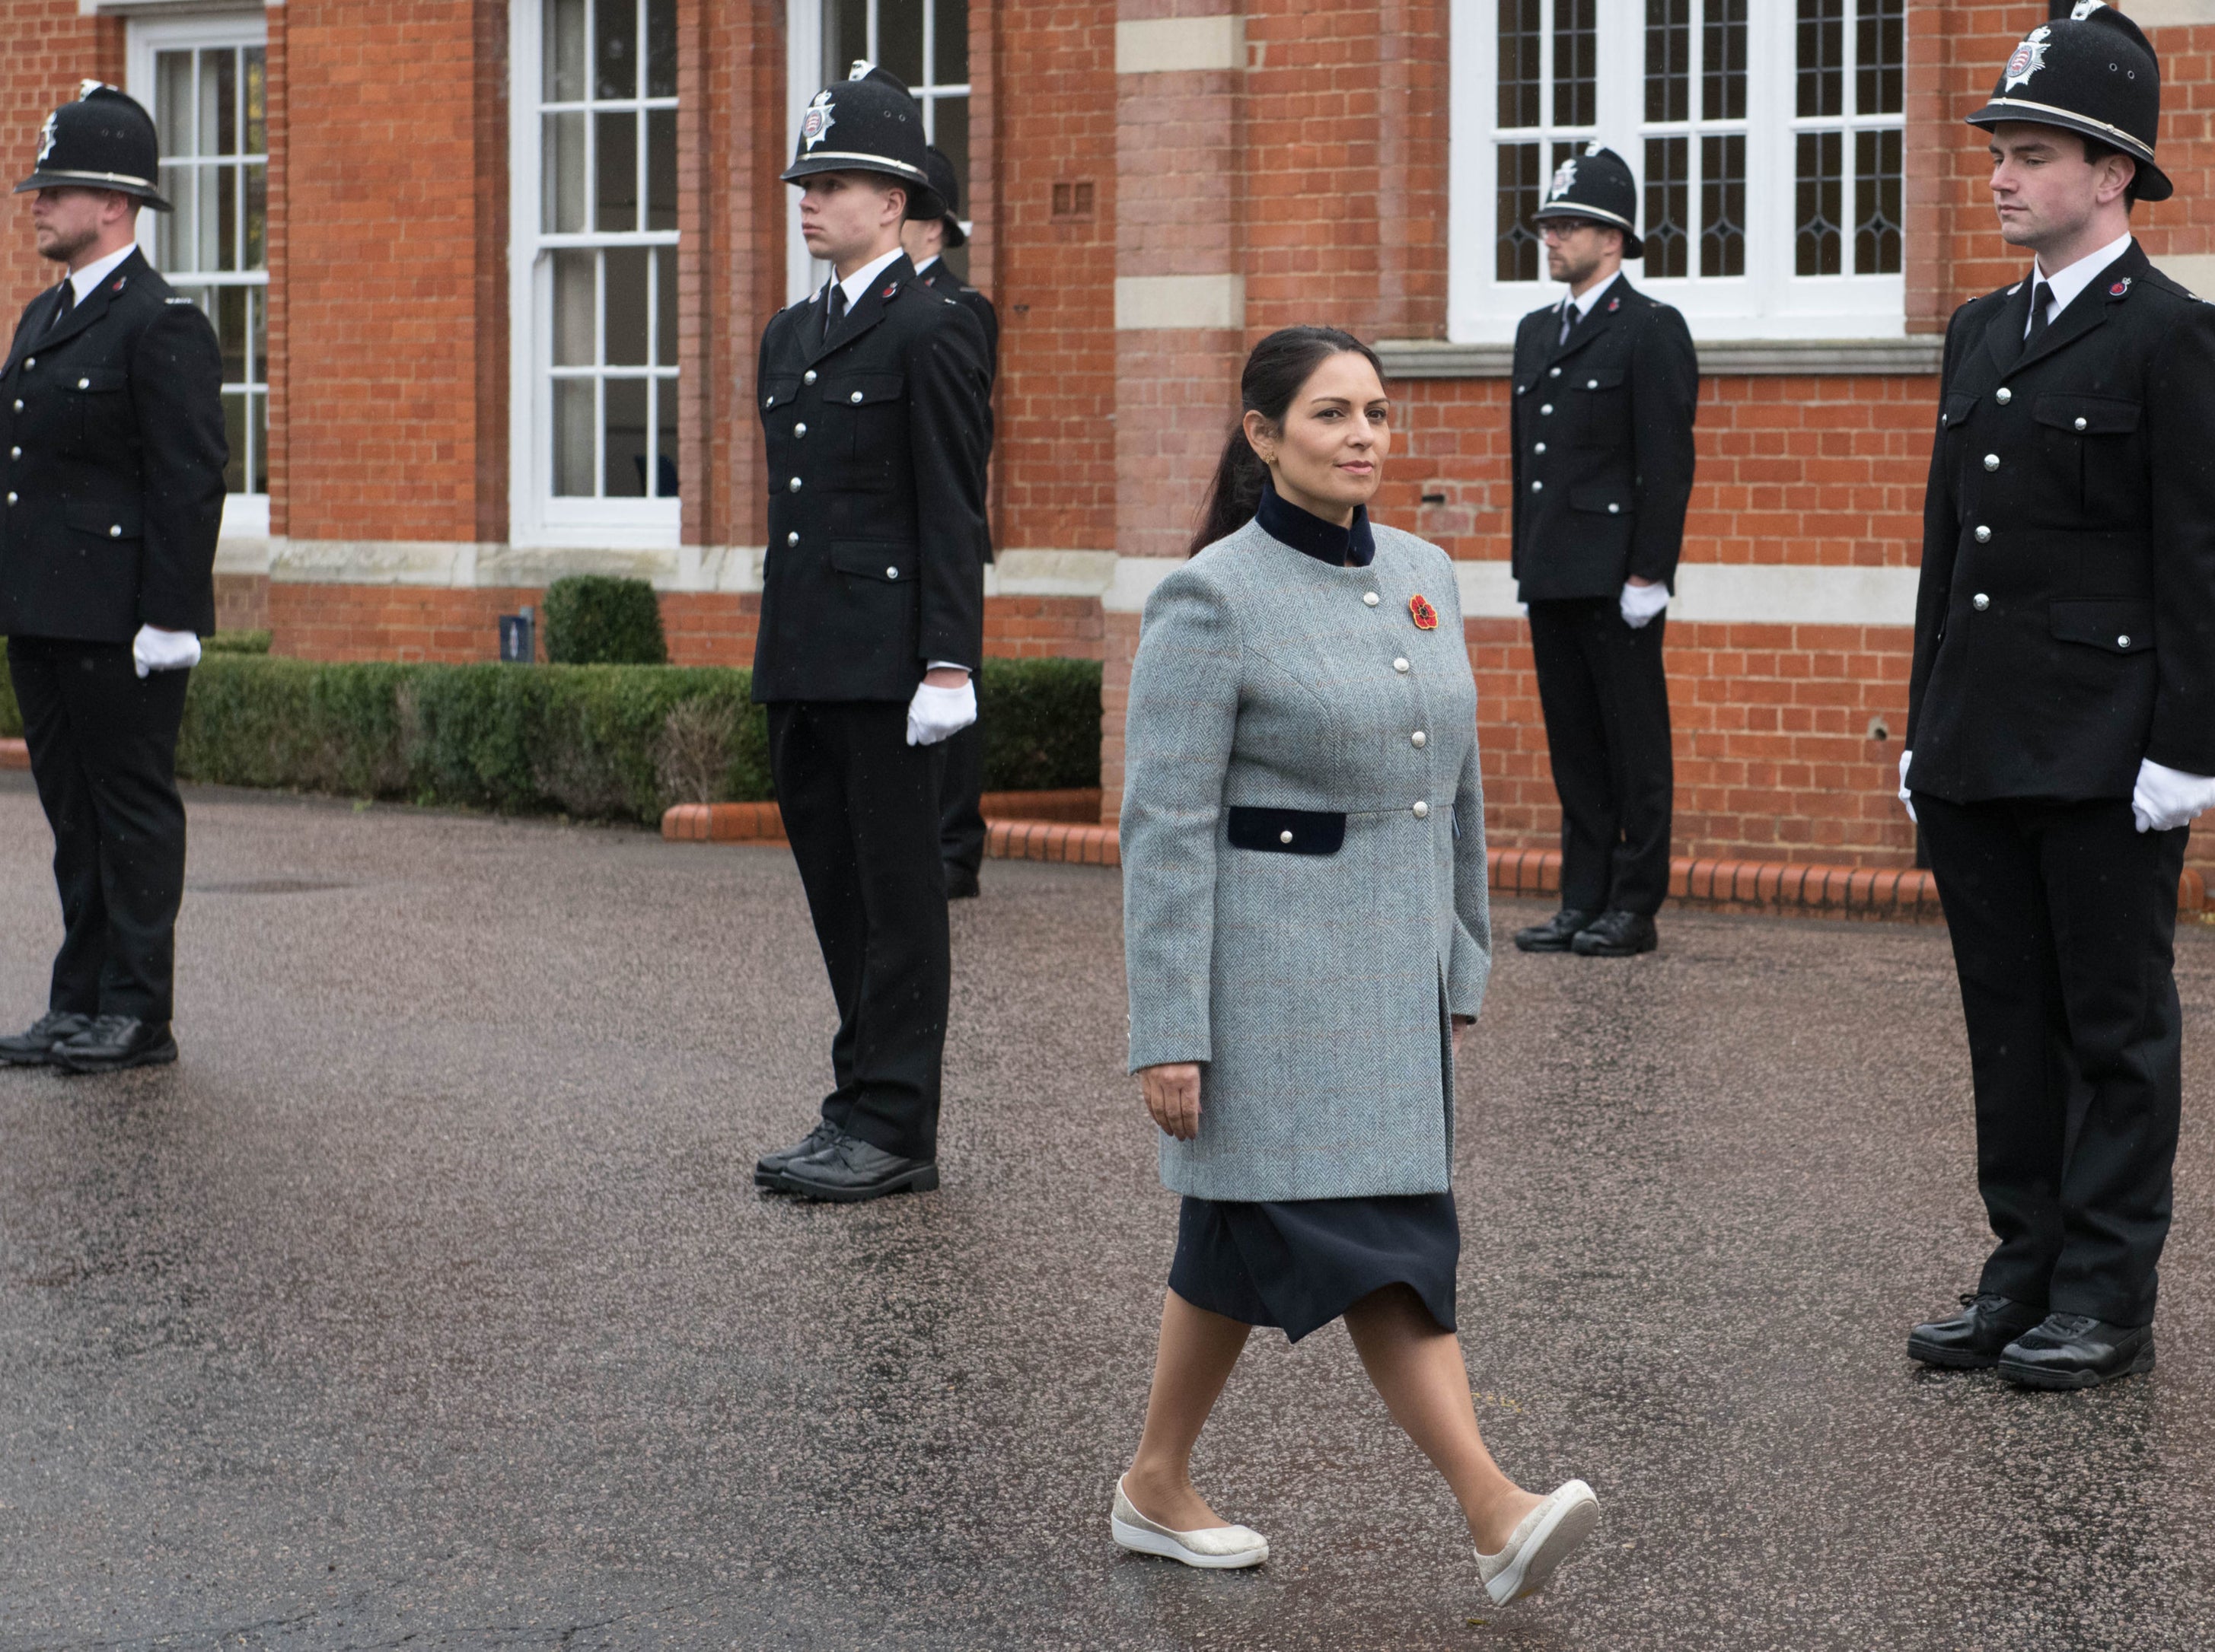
1410, 731, 1427, 748
1531, 480, 1544, 492
1984, 454, 2000, 471
1540, 404, 1554, 415
764, 395, 773, 408
23, 358, 33, 370
2075, 417, 2089, 432
5, 492, 14, 505
1975, 526, 1991, 543
1280, 829, 1295, 845
78, 377, 90, 390
885, 566, 899, 579
1393, 657, 1410, 673
12, 401, 21, 413
1550, 367, 1561, 378
1587, 378, 1599, 390
1973, 594, 1990, 611
850, 390, 864, 403
109, 524, 121, 537
795, 422, 808, 437
789, 476, 802, 492
1412, 801, 1430, 819
1363, 591, 1380, 606
1608, 503, 1621, 514
1996, 387, 2012, 405
787, 530, 799, 546
8, 447, 18, 459
803, 370, 817, 384
1535, 442, 1547, 454
2118, 635, 2131, 648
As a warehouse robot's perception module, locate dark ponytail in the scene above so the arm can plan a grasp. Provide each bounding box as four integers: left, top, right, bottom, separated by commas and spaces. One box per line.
1187, 326, 1386, 556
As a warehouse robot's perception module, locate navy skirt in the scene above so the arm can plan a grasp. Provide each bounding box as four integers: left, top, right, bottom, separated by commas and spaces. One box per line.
1168, 1192, 1459, 1344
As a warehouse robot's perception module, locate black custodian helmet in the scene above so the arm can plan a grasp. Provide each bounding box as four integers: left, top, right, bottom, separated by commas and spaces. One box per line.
1966, 1, 2169, 203
1531, 143, 1644, 259
923, 145, 966, 247
782, 62, 946, 221
14, 81, 171, 212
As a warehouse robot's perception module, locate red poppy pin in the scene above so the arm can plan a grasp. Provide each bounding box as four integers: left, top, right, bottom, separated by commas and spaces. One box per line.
2111, 278, 2132, 298
881, 282, 899, 299
1608, 295, 1621, 312
1409, 594, 1439, 631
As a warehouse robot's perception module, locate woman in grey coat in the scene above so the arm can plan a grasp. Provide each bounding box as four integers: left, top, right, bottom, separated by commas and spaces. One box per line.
1111, 328, 1598, 1607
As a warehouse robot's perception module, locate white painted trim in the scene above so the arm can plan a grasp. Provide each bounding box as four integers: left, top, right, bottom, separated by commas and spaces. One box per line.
212, 534, 269, 575
986, 549, 1120, 597
2158, 253, 2215, 297
1452, 559, 1918, 625
1375, 336, 1944, 379
2130, 1, 2215, 24
271, 540, 488, 587
1115, 16, 1245, 75
1114, 274, 1246, 330
1103, 555, 1181, 614
784, 0, 824, 307
84, 2, 276, 15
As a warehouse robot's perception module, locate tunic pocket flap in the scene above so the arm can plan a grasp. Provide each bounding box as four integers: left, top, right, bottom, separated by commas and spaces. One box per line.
760, 375, 802, 409
1576, 367, 1626, 391
63, 498, 140, 538
65, 368, 126, 394
1226, 807, 1347, 855
1939, 393, 1977, 428
2051, 600, 2154, 654
830, 374, 905, 406
829, 541, 916, 584
2033, 393, 2140, 435
1567, 484, 1629, 516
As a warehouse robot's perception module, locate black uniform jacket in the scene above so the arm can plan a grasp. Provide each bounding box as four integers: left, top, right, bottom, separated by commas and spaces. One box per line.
914, 259, 998, 564
1509, 276, 1699, 603
754, 254, 991, 704
1906, 241, 2215, 803
0, 249, 227, 644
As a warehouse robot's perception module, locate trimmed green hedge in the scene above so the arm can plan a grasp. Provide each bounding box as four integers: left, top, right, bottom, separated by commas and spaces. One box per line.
0, 645, 15, 738
543, 575, 669, 665
2, 648, 1102, 823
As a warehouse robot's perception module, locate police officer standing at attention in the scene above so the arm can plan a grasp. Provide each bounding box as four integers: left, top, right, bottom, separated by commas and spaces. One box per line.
1507, 145, 1698, 960
1903, 3, 2215, 1389
0, 84, 225, 1076
751, 65, 992, 1203
901, 143, 999, 900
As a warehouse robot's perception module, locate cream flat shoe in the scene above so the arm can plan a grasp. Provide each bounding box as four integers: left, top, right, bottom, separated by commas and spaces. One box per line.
1111, 1475, 1269, 1569
1474, 1479, 1598, 1604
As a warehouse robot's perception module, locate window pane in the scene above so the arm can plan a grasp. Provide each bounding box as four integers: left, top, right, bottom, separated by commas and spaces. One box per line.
543, 111, 587, 233
1855, 127, 1902, 274
595, 109, 638, 233
1646, 0, 1690, 125
605, 246, 651, 366
244, 49, 267, 154
605, 377, 649, 498
249, 285, 266, 380
194, 159, 220, 270
656, 245, 678, 367
1700, 132, 1745, 275
645, 108, 677, 231
216, 285, 247, 384
1797, 0, 1844, 119
934, 0, 968, 86
1496, 142, 1541, 282
218, 164, 239, 272
156, 168, 188, 267
597, 0, 639, 99
647, 0, 678, 97
250, 390, 268, 494
222, 389, 247, 495
881, 0, 924, 88
1554, 0, 1595, 128
830, 0, 868, 81
158, 53, 193, 154
1856, 0, 1904, 117
932, 96, 968, 212
1498, 0, 1542, 129
1643, 136, 1689, 278
213, 47, 238, 155
1703, 0, 1746, 122
246, 163, 267, 269
553, 250, 597, 366
1796, 130, 1843, 275
653, 378, 679, 498
554, 378, 597, 495
547, 0, 587, 100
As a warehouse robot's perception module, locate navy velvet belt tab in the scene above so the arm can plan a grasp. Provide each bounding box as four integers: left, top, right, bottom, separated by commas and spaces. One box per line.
1226, 807, 1347, 855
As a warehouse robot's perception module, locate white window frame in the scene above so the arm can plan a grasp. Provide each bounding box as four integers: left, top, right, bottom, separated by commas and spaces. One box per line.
1449, 0, 1905, 344
508, 0, 681, 552
127, 8, 269, 541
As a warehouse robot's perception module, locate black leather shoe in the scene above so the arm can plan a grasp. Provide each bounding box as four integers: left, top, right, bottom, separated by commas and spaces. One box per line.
0, 1011, 91, 1067
945, 865, 981, 900
1513, 909, 1597, 953
1570, 910, 1659, 957
50, 1017, 177, 1075
1997, 1313, 2155, 1389
1907, 1292, 2046, 1369
754, 1120, 840, 1192
781, 1128, 940, 1203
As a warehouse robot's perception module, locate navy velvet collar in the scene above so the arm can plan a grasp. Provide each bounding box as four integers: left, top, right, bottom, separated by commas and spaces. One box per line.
1255, 476, 1375, 568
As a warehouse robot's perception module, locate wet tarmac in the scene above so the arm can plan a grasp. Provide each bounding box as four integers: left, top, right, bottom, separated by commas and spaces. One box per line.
2, 772, 2211, 1650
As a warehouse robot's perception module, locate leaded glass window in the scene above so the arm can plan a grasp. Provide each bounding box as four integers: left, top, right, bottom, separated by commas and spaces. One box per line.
1493, 0, 1592, 282
1795, 0, 1902, 277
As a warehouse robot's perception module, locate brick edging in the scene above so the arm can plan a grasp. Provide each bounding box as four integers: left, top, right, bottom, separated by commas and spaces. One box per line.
0, 738, 27, 772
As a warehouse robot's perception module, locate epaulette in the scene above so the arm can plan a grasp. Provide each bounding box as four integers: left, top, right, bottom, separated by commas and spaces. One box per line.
165, 296, 195, 305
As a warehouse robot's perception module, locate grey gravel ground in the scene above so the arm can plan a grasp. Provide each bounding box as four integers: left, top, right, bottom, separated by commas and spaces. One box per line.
1, 772, 2211, 1650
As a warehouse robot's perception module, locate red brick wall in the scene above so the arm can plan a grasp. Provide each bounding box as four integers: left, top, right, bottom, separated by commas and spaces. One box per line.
0, 7, 123, 313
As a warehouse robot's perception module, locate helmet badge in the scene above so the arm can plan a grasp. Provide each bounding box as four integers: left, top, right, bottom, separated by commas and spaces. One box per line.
1549, 158, 1578, 202
2070, 2, 2107, 18
800, 89, 836, 151
76, 79, 111, 100
2003, 27, 2051, 94
36, 112, 57, 164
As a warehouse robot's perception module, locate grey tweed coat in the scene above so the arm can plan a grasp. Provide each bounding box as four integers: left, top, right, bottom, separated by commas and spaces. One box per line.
1121, 516, 1492, 1202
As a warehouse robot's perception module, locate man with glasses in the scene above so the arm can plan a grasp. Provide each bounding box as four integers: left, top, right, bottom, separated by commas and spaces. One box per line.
1507, 145, 1698, 960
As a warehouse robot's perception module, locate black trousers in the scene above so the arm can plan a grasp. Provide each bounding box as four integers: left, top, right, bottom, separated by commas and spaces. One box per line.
6, 637, 192, 1024
767, 700, 950, 1162
1526, 598, 1674, 915
939, 714, 986, 883
1918, 794, 2188, 1328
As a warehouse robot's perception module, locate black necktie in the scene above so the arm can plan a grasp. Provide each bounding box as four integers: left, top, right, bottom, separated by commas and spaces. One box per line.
1558, 301, 1578, 348
824, 281, 847, 342
47, 282, 74, 332
2022, 280, 2055, 355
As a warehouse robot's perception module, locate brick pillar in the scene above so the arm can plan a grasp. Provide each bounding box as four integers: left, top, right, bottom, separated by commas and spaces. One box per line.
1104, 4, 1248, 823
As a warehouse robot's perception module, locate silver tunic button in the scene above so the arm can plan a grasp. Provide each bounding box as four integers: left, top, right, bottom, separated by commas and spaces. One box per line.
1410, 731, 1427, 748
1973, 594, 1990, 611
5, 492, 14, 505
765, 395, 774, 408
1587, 378, 1599, 390
803, 370, 817, 384
8, 447, 16, 459
787, 530, 799, 546
109, 524, 121, 537
795, 422, 808, 437
2074, 417, 2089, 432
1984, 454, 2000, 471
1531, 480, 1544, 492
850, 390, 864, 403
886, 566, 899, 579
1535, 442, 1547, 454
2118, 635, 2132, 648
1362, 591, 1380, 606
1540, 404, 1554, 415
789, 477, 802, 492
1412, 801, 1430, 819
1280, 829, 1295, 845
1393, 657, 1410, 673
11, 401, 21, 412
1550, 367, 1562, 378
78, 377, 89, 390
1975, 526, 1991, 543
1608, 503, 1621, 514
1996, 387, 2013, 405
23, 358, 33, 370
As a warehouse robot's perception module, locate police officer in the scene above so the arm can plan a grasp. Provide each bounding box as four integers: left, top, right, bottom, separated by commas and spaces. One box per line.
0, 84, 225, 1076
1903, 3, 2215, 1389
750, 65, 992, 1203
1506, 145, 1698, 959
901, 143, 999, 900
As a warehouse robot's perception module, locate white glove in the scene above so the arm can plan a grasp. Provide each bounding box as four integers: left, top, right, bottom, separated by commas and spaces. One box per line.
1898, 749, 1916, 825
132, 625, 202, 680
1620, 580, 1670, 629
2131, 758, 2215, 834
906, 676, 977, 747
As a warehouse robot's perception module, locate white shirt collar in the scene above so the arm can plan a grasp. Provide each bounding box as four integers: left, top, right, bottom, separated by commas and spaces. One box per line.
824, 246, 907, 315
65, 242, 138, 305
912, 253, 940, 277
1560, 267, 1623, 323
2029, 231, 2134, 330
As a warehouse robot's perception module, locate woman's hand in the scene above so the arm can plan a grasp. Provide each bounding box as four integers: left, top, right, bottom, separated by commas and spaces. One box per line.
1452, 1015, 1475, 1059
1140, 1062, 1204, 1141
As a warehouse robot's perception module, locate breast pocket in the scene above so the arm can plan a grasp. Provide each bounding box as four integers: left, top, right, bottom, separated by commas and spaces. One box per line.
65, 367, 129, 448
1573, 366, 1627, 449
824, 373, 904, 458
2034, 393, 2141, 520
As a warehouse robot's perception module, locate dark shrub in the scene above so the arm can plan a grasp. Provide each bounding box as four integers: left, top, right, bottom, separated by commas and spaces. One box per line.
542, 575, 669, 666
